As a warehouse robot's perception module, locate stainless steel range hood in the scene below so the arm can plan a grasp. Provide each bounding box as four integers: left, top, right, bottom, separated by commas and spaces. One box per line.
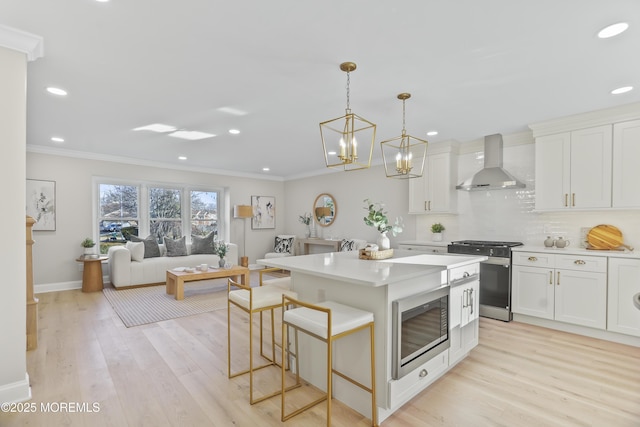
456, 134, 525, 191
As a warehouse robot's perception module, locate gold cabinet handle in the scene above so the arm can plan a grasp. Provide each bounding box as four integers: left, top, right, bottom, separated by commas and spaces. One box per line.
428, 200, 431, 211
549, 271, 553, 285
528, 256, 538, 262
424, 201, 428, 211
564, 193, 568, 207
574, 259, 586, 265
572, 193, 575, 207
557, 271, 560, 285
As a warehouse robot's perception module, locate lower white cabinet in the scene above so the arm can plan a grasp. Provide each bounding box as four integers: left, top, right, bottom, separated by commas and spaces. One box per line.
512, 251, 607, 330
449, 278, 479, 364
607, 258, 640, 337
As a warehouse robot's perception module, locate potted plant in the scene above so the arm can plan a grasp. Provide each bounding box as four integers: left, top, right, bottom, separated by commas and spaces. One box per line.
298, 212, 313, 237
363, 199, 404, 250
431, 223, 445, 242
214, 240, 229, 267
81, 237, 96, 256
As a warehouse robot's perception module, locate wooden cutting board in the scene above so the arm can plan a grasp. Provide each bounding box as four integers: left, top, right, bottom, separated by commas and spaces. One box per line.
587, 224, 623, 250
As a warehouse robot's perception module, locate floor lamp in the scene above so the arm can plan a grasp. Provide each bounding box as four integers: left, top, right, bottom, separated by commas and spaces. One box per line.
234, 205, 253, 267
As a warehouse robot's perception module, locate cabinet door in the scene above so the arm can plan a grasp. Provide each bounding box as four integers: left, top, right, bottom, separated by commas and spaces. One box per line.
613, 120, 640, 208
535, 132, 570, 210
570, 125, 612, 208
408, 171, 428, 213
449, 284, 464, 329
408, 152, 456, 214
554, 269, 607, 329
468, 280, 480, 323
608, 258, 640, 337
512, 266, 554, 319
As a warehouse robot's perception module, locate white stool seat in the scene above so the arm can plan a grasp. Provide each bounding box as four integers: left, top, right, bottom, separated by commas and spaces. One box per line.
284, 301, 374, 339
229, 286, 297, 311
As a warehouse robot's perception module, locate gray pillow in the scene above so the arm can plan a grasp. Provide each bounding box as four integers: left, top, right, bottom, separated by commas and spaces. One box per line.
164, 236, 188, 257
130, 235, 161, 258
191, 232, 215, 254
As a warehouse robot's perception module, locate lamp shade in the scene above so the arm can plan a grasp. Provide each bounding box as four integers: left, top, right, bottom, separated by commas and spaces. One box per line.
234, 205, 253, 219
315, 207, 331, 218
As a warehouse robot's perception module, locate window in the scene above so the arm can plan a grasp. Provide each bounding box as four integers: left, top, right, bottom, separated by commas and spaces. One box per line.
95, 179, 223, 254
98, 184, 140, 253
149, 187, 182, 243
191, 190, 218, 238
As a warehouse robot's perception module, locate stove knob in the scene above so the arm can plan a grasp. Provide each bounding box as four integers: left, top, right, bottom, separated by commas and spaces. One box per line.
489, 249, 494, 256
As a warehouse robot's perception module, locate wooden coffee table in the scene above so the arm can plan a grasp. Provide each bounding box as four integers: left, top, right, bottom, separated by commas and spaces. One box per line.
166, 265, 250, 300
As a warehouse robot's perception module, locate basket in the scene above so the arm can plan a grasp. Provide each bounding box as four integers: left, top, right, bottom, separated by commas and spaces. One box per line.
359, 248, 394, 260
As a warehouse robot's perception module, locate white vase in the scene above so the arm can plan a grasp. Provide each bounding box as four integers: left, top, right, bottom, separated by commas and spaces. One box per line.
305, 224, 311, 238
309, 222, 317, 238
83, 247, 94, 256
432, 232, 443, 242
377, 232, 390, 250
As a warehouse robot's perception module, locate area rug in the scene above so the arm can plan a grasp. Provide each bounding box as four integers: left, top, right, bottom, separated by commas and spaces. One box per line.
103, 270, 288, 328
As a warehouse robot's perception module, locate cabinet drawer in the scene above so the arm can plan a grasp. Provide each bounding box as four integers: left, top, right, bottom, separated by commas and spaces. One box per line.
512, 251, 555, 268
449, 262, 480, 283
387, 351, 448, 409
555, 254, 607, 272
398, 244, 447, 253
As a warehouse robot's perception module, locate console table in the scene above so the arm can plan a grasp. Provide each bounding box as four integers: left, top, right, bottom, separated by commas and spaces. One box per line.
298, 238, 341, 255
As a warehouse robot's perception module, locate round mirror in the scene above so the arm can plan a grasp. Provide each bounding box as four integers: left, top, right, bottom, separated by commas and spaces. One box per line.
313, 193, 337, 227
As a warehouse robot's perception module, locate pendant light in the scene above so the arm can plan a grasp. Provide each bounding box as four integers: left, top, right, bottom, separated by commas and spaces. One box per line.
380, 93, 428, 179
320, 62, 376, 171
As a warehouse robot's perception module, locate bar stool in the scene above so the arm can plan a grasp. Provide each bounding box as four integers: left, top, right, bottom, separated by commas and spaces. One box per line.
258, 267, 292, 362
227, 277, 297, 404
281, 296, 377, 427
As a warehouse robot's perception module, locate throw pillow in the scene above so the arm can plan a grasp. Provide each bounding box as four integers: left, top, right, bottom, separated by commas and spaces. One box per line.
164, 236, 188, 257
274, 236, 294, 254
191, 231, 215, 254
130, 235, 161, 258
125, 241, 144, 262
340, 239, 355, 252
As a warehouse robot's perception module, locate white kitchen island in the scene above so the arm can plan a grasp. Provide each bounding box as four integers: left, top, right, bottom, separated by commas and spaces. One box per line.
257, 250, 486, 423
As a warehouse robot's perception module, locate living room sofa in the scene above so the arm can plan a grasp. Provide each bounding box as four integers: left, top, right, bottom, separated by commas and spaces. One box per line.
108, 242, 238, 289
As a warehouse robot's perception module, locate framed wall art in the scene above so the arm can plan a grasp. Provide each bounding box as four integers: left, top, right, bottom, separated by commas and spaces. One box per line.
26, 179, 56, 231
251, 195, 275, 229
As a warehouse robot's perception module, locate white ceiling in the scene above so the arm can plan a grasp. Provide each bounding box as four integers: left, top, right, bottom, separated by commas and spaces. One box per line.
2, 0, 640, 180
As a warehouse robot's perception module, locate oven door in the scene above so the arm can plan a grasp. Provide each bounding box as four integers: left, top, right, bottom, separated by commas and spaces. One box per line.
479, 256, 512, 320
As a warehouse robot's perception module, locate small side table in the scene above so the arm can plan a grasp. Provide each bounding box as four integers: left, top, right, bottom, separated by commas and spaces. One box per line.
76, 256, 108, 292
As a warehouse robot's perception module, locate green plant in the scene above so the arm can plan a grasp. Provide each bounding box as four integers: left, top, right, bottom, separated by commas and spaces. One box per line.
80, 237, 95, 248
214, 240, 229, 258
363, 199, 404, 236
431, 223, 445, 233
298, 213, 312, 225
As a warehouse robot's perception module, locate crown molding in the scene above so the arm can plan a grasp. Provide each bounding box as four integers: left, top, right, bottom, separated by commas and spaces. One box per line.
529, 102, 640, 137
0, 25, 43, 61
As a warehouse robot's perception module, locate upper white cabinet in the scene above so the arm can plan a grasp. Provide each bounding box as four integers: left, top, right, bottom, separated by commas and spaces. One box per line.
535, 125, 612, 210
409, 142, 458, 214
612, 119, 640, 208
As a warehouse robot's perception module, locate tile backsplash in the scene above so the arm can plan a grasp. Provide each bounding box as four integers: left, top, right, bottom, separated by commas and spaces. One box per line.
416, 140, 639, 250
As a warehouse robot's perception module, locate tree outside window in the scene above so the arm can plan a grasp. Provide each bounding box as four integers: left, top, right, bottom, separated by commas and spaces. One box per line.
191, 190, 218, 238
98, 184, 139, 253
149, 187, 182, 243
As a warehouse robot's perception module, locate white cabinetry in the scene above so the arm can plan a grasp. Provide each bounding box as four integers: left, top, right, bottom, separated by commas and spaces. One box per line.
398, 243, 447, 254
408, 142, 458, 214
612, 119, 640, 208
512, 251, 607, 329
607, 258, 640, 337
534, 125, 612, 210
449, 276, 479, 364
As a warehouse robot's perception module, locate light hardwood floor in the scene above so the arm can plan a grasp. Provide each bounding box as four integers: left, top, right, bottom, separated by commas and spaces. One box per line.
1, 288, 639, 427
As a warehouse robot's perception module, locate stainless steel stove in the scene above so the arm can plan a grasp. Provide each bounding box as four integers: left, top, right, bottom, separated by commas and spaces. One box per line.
448, 240, 523, 321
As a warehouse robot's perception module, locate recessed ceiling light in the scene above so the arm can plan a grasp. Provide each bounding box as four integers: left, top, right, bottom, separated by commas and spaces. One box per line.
178, 156, 187, 160
168, 130, 216, 140
262, 167, 270, 172
51, 137, 64, 142
217, 106, 248, 116
228, 129, 240, 135
46, 87, 67, 96
427, 131, 438, 136
611, 86, 633, 95
133, 123, 177, 132
95, 0, 110, 2
598, 22, 629, 39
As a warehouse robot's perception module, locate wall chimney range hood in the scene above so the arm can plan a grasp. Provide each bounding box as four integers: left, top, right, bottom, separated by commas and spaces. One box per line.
456, 134, 525, 191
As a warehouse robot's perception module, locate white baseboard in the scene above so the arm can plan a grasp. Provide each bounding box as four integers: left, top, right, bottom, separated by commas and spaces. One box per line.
34, 275, 108, 294
0, 372, 31, 404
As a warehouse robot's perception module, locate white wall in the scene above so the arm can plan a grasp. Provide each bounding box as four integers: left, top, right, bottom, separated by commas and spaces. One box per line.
26, 152, 285, 289
0, 45, 30, 403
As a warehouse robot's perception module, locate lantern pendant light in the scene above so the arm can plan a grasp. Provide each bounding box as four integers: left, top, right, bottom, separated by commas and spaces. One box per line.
380, 93, 428, 179
320, 62, 376, 171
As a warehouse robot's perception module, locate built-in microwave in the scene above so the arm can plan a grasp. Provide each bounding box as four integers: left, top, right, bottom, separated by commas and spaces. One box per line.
391, 286, 449, 379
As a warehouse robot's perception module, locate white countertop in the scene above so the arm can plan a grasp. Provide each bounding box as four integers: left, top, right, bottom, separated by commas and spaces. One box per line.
257, 250, 486, 287
513, 245, 639, 259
